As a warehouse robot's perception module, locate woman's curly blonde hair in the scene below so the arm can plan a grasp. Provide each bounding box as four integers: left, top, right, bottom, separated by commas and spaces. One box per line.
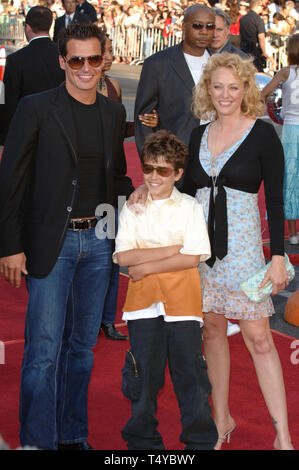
192, 52, 265, 121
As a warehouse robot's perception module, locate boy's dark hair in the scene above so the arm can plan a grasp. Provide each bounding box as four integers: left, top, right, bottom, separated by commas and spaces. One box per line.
58, 23, 106, 58
141, 130, 188, 171
25, 6, 53, 33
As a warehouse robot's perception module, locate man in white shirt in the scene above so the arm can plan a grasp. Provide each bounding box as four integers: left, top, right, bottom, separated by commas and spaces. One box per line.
134, 4, 215, 154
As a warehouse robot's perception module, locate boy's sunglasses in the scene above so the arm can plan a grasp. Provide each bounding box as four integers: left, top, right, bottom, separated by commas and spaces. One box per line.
64, 54, 103, 70
142, 164, 176, 177
187, 22, 215, 31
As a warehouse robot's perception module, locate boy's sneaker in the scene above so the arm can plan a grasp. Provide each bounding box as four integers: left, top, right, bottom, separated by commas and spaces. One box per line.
289, 234, 299, 245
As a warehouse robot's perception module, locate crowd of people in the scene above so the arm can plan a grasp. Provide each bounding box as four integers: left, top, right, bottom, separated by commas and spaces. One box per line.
1, 0, 299, 60
0, 0, 298, 453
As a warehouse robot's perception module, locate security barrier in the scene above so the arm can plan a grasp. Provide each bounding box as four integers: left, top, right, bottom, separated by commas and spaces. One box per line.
266, 36, 288, 73
108, 25, 288, 72
0, 14, 26, 44
108, 25, 182, 65
0, 14, 289, 72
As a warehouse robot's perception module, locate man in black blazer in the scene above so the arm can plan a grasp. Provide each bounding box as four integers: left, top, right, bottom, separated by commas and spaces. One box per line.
239, 0, 273, 71
208, 9, 249, 58
0, 6, 65, 145
76, 0, 98, 23
53, 0, 91, 42
0, 23, 133, 450
134, 4, 215, 155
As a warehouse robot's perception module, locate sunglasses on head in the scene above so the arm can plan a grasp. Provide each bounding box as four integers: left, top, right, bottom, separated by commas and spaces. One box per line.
64, 54, 103, 70
188, 22, 215, 31
142, 163, 176, 177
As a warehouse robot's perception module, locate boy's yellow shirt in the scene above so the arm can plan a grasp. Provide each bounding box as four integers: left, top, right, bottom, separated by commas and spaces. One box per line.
113, 186, 211, 317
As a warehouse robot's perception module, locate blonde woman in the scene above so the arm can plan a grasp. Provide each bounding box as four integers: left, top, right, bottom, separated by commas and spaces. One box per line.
181, 52, 294, 450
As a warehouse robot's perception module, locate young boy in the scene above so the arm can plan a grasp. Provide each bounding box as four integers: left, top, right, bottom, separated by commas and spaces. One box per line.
113, 130, 218, 450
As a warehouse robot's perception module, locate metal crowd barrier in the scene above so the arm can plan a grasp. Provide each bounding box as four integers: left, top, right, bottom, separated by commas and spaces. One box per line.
266, 34, 288, 73
109, 25, 289, 71
108, 25, 182, 65
0, 15, 289, 72
0, 14, 26, 45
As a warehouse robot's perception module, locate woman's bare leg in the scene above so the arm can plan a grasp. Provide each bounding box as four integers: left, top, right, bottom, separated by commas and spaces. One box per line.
239, 317, 293, 450
288, 220, 297, 238
203, 312, 235, 448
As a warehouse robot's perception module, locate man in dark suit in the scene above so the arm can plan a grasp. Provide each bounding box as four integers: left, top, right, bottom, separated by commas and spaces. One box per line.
239, 0, 273, 71
76, 0, 98, 23
53, 0, 91, 42
0, 6, 65, 145
0, 23, 133, 450
134, 4, 215, 155
208, 9, 249, 58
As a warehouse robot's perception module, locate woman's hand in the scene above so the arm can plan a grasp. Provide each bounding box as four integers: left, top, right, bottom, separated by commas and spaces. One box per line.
259, 255, 289, 295
138, 109, 159, 128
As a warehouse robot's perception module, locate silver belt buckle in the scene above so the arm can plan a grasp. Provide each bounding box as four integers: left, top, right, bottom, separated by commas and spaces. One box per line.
70, 219, 81, 231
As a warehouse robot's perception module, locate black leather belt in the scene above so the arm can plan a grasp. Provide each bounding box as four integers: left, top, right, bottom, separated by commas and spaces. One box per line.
68, 217, 98, 231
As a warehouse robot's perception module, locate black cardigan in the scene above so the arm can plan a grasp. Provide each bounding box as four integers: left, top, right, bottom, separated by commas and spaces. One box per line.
180, 119, 285, 266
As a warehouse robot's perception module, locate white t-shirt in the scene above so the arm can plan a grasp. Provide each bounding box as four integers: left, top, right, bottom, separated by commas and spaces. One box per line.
281, 65, 299, 125
183, 50, 210, 86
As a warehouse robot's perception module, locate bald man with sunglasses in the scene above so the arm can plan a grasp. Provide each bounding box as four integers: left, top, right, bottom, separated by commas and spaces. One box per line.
0, 23, 134, 450
134, 4, 215, 155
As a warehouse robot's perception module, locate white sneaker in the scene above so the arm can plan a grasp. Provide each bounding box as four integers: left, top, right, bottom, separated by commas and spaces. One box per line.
289, 235, 299, 245
227, 321, 240, 336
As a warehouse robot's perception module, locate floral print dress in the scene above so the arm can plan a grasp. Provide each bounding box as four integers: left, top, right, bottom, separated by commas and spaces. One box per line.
196, 123, 275, 320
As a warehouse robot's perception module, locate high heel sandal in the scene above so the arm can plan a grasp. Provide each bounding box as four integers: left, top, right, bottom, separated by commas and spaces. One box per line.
215, 424, 236, 450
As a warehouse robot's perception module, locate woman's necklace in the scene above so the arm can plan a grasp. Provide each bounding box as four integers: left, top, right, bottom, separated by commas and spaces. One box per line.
211, 153, 219, 200
209, 118, 249, 200
98, 74, 107, 92
209, 119, 247, 158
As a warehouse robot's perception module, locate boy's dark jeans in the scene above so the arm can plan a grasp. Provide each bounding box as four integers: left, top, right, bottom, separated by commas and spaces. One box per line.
121, 317, 218, 450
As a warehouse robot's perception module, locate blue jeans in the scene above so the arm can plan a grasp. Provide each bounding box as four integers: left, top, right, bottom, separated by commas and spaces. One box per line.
19, 226, 112, 449
101, 262, 120, 324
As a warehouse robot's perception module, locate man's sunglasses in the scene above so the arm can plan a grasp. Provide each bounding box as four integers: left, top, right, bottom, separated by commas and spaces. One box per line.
187, 22, 216, 31
64, 54, 103, 70
142, 164, 176, 177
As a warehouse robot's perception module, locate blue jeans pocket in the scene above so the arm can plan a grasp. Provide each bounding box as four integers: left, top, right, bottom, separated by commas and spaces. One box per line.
122, 350, 141, 401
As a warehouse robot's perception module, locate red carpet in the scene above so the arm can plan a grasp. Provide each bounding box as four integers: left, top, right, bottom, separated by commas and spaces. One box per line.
0, 274, 299, 451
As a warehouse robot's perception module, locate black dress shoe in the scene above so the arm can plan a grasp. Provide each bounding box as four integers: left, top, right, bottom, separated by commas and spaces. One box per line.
101, 323, 128, 340
58, 442, 94, 450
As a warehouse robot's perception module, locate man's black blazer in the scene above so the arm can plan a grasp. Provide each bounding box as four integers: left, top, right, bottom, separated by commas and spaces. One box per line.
0, 37, 65, 145
134, 42, 203, 155
76, 1, 98, 22
53, 11, 91, 43
0, 84, 134, 278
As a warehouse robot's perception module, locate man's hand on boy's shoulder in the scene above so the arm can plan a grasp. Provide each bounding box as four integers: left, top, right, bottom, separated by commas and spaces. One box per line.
127, 184, 148, 214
